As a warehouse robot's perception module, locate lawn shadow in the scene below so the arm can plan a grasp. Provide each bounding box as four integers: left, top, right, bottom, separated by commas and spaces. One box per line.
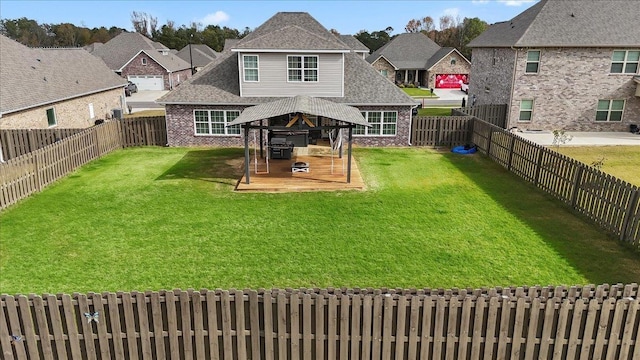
443, 151, 640, 285
156, 148, 245, 186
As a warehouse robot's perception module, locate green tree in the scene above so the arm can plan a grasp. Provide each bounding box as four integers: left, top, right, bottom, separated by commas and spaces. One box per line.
355, 26, 394, 52
458, 17, 488, 59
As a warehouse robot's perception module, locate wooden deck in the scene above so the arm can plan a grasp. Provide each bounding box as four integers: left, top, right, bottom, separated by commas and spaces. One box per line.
235, 152, 366, 192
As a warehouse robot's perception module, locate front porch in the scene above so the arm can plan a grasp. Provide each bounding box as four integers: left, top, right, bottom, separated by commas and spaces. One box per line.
235, 148, 366, 192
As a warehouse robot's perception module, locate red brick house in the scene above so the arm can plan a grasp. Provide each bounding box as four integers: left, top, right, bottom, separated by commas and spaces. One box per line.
88, 32, 192, 91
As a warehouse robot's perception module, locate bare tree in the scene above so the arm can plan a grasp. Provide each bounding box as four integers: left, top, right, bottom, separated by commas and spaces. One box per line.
130, 11, 157, 37
405, 19, 422, 33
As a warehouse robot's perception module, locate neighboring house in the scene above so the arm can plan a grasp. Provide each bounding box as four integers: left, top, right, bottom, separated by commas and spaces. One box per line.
337, 35, 370, 59
88, 32, 192, 91
175, 44, 219, 72
467, 0, 640, 131
366, 32, 471, 89
0, 35, 127, 129
158, 12, 416, 148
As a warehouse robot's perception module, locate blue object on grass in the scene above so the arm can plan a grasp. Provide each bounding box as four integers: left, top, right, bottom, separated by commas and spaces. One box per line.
452, 145, 477, 154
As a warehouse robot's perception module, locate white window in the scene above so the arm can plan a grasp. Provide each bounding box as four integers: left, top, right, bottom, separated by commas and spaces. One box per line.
519, 100, 533, 122
354, 111, 397, 136
46, 108, 57, 127
596, 100, 625, 122
88, 103, 95, 119
141, 58, 147, 66
287, 55, 318, 82
243, 55, 259, 82
380, 69, 388, 77
525, 50, 540, 74
194, 110, 241, 135
610, 50, 639, 74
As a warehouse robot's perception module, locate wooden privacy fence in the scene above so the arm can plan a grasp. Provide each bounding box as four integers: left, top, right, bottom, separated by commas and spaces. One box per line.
1, 284, 638, 360
411, 116, 474, 147
0, 128, 85, 161
471, 120, 640, 249
452, 104, 508, 129
0, 117, 167, 211
121, 116, 167, 147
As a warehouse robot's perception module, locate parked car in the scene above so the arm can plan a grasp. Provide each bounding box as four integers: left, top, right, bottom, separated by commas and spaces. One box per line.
460, 82, 469, 94
124, 81, 138, 96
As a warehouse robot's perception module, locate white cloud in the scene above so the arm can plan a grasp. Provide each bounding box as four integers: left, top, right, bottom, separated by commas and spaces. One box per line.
498, 0, 537, 6
199, 11, 230, 26
442, 7, 460, 18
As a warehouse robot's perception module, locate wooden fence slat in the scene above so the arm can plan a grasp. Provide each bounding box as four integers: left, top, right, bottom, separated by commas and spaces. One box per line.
523, 298, 541, 360
4, 296, 28, 359
407, 296, 421, 360
249, 291, 261, 360
121, 292, 139, 360
593, 298, 615, 358
179, 291, 193, 359
421, 297, 435, 359
338, 294, 349, 360
0, 296, 16, 360
395, 296, 408, 360
190, 292, 203, 360
42, 294, 67, 360
371, 294, 383, 359
605, 298, 626, 360
290, 293, 301, 360
327, 295, 338, 360
90, 293, 111, 360
618, 299, 639, 359
149, 292, 166, 360
552, 299, 571, 360
165, 291, 181, 359
579, 299, 600, 360
264, 291, 274, 360
76, 294, 98, 360
539, 298, 557, 359
206, 291, 220, 360
350, 294, 362, 360
482, 296, 499, 360
361, 295, 373, 360
221, 291, 233, 360
16, 295, 41, 359
302, 294, 313, 360
277, 293, 288, 360
381, 295, 394, 360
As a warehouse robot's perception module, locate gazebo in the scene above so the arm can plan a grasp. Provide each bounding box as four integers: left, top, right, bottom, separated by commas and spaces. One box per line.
227, 95, 370, 185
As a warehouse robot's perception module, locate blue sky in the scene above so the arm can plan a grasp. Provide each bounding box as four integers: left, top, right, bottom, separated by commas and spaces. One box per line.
0, 0, 538, 35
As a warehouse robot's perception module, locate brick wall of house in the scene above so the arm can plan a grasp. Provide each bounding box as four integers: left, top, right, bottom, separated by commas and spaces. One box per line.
0, 88, 124, 129
352, 106, 413, 147
468, 48, 516, 107
371, 57, 396, 83
166, 104, 250, 147
170, 69, 193, 89
426, 51, 471, 89
166, 104, 412, 147
121, 52, 168, 90
509, 47, 640, 131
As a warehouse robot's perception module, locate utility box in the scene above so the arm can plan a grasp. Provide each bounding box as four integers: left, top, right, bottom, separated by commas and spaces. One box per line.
112, 109, 123, 120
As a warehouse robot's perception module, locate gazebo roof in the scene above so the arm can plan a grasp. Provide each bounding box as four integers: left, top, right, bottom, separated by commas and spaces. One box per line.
227, 95, 370, 127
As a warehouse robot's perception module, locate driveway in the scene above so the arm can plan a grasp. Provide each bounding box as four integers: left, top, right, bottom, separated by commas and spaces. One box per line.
125, 90, 168, 112
417, 88, 468, 107
515, 130, 640, 146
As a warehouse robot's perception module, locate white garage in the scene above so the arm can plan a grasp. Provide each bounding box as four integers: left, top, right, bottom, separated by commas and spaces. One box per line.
127, 75, 164, 91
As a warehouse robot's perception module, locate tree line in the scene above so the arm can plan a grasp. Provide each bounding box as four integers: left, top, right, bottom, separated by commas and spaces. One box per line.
1, 13, 487, 58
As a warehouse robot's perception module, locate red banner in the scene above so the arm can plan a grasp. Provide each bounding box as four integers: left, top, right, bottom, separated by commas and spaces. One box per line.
435, 74, 468, 89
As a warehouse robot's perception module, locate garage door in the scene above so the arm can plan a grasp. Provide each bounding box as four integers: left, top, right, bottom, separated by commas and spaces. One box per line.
435, 74, 468, 89
127, 75, 164, 91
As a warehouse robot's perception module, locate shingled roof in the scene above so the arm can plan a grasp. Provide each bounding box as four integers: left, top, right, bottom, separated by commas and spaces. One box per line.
90, 32, 190, 72
469, 0, 640, 48
176, 44, 218, 68
157, 51, 415, 106
366, 32, 441, 70
0, 35, 126, 116
159, 12, 414, 107
337, 35, 369, 53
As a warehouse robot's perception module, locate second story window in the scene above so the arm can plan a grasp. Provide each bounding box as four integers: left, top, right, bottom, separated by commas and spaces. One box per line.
610, 50, 639, 74
243, 55, 259, 82
288, 55, 318, 82
525, 50, 540, 74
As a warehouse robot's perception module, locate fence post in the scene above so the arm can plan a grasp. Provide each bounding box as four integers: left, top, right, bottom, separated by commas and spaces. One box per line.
436, 118, 443, 147
506, 135, 516, 171
486, 129, 493, 157
620, 189, 639, 243
534, 147, 545, 187
570, 164, 585, 208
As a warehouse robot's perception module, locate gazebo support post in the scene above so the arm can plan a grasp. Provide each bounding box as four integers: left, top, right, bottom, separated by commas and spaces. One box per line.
347, 126, 353, 183
259, 120, 264, 159
244, 125, 250, 184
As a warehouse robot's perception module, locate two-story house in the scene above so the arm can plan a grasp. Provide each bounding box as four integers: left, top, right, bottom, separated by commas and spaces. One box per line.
158, 12, 416, 148
467, 0, 640, 131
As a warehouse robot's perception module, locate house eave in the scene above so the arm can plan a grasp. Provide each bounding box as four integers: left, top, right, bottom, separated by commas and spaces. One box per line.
1, 85, 126, 116
231, 49, 350, 53
160, 101, 417, 107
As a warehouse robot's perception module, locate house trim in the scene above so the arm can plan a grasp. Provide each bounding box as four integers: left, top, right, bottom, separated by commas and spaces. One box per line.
426, 48, 471, 71
118, 49, 171, 73
231, 49, 350, 54
0, 85, 125, 117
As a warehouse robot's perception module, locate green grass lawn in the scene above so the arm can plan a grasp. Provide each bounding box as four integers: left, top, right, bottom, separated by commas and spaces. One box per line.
554, 146, 640, 186
417, 107, 454, 116
1, 147, 638, 294
402, 88, 438, 97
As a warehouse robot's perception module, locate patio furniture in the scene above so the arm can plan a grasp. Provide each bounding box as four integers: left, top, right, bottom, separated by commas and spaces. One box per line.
291, 162, 309, 173
270, 138, 293, 160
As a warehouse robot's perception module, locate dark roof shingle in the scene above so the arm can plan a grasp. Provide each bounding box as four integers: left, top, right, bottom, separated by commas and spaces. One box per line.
1, 35, 127, 115
469, 0, 640, 48
366, 32, 441, 69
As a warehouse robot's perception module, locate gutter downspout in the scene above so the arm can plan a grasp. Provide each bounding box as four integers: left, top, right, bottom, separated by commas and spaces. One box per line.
508, 46, 519, 128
